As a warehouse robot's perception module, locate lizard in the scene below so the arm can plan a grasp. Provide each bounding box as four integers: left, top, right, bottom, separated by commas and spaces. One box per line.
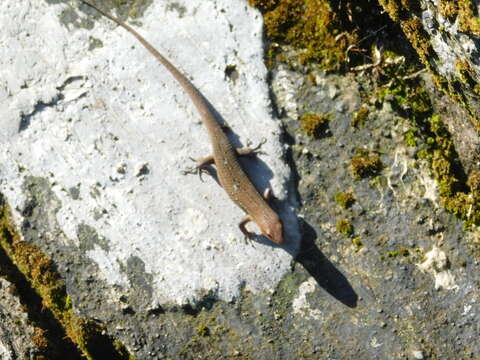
80, 0, 284, 244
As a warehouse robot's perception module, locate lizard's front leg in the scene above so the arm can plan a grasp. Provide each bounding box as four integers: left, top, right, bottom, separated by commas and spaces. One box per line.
236, 138, 267, 157
181, 155, 214, 181
239, 214, 255, 241
183, 138, 267, 179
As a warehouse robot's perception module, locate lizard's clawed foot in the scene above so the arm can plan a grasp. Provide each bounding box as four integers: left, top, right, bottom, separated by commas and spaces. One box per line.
237, 138, 267, 157
181, 158, 210, 182
250, 137, 267, 155
242, 232, 256, 246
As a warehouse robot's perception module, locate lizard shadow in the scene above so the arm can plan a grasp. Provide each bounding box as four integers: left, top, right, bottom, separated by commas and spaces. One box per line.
246, 218, 357, 308
293, 219, 358, 308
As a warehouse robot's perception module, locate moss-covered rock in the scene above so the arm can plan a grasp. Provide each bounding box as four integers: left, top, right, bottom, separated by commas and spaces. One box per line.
336, 218, 354, 237
334, 191, 355, 209
248, 0, 359, 70
350, 149, 383, 180
378, 0, 480, 127
299, 112, 331, 138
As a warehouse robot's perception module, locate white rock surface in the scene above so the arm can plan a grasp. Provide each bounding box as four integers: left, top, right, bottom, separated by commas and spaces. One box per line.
417, 246, 458, 291
0, 0, 299, 305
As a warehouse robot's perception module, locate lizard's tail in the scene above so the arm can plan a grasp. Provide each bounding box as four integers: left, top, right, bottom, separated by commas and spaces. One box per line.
80, 0, 220, 134
80, 1, 198, 97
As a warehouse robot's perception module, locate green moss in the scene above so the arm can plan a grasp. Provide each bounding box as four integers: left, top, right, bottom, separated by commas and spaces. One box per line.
403, 129, 417, 147
378, 0, 434, 66
387, 250, 399, 257
334, 191, 355, 209
299, 112, 331, 138
455, 59, 477, 87
420, 115, 480, 228
379, 0, 480, 127
32, 327, 49, 351
0, 194, 133, 360
197, 323, 210, 337
179, 314, 241, 358
336, 218, 353, 237
247, 0, 277, 11
376, 68, 432, 122
414, 141, 431, 157
369, 175, 387, 188
402, 18, 434, 65
439, 0, 459, 19
351, 149, 383, 179
248, 0, 359, 70
351, 105, 369, 128
352, 236, 363, 248
377, 0, 420, 22
373, 39, 480, 229
382, 247, 411, 260
438, 0, 480, 36
467, 170, 480, 192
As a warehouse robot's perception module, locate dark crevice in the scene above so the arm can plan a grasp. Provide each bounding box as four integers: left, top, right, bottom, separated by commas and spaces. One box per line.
0, 244, 83, 360
181, 293, 219, 316
18, 95, 64, 132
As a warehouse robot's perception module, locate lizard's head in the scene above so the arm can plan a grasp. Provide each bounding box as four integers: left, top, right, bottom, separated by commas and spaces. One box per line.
261, 217, 284, 244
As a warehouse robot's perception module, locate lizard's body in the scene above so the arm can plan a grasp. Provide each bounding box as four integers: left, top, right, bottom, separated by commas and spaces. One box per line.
81, 1, 284, 244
